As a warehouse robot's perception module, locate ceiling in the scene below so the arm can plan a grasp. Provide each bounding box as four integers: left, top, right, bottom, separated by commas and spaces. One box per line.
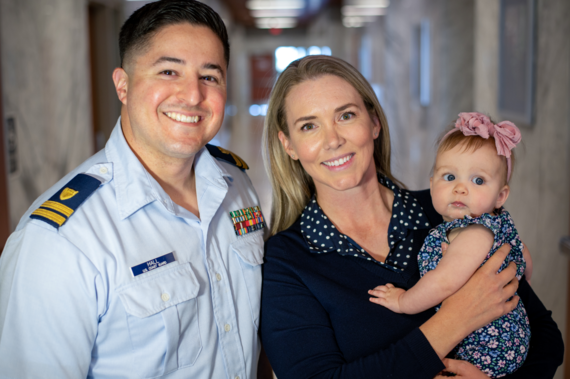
220, 0, 342, 29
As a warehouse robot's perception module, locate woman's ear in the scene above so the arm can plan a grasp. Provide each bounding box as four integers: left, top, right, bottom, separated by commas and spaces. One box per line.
372, 115, 381, 139
278, 131, 297, 160
495, 184, 510, 208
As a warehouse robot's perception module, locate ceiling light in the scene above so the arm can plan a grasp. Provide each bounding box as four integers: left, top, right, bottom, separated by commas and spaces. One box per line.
247, 1, 305, 10
255, 17, 298, 29
342, 15, 377, 27
341, 6, 386, 16
343, 0, 389, 8
251, 9, 303, 17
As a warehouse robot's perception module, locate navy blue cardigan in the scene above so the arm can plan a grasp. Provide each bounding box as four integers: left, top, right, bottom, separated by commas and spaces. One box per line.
260, 189, 563, 378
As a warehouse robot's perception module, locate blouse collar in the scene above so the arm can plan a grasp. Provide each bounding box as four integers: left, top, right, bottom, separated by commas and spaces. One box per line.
300, 175, 431, 258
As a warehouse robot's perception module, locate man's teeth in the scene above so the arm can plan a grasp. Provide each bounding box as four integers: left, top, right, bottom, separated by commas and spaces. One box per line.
166, 112, 199, 123
323, 155, 353, 167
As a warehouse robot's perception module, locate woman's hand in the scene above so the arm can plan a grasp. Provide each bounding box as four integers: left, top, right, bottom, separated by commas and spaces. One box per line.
441, 243, 519, 331
434, 359, 488, 378
420, 244, 519, 359
521, 242, 533, 285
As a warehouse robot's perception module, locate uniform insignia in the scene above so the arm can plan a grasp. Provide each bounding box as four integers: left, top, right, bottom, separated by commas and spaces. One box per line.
206, 144, 249, 171
30, 173, 101, 229
230, 206, 265, 236
60, 188, 78, 200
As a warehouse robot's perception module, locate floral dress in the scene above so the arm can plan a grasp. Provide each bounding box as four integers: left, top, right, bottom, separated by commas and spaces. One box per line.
418, 208, 530, 378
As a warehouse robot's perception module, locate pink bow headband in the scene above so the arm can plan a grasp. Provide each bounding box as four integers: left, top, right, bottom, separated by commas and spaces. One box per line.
442, 112, 522, 182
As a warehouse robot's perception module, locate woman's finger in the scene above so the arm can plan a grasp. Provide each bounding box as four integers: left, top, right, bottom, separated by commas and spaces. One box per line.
441, 358, 489, 378
480, 243, 511, 275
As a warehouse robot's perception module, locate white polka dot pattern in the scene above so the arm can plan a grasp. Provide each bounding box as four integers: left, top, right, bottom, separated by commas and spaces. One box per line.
299, 176, 432, 272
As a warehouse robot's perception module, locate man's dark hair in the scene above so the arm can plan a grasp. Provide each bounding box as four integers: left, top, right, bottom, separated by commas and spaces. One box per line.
119, 0, 230, 68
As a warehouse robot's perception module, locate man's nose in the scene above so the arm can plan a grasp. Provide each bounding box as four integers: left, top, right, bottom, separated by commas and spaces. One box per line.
179, 77, 204, 105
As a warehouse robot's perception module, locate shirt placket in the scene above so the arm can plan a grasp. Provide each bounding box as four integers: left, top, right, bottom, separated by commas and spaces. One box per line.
198, 182, 247, 379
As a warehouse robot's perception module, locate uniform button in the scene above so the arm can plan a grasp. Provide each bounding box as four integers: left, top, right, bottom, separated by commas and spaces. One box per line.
224, 324, 231, 332
161, 293, 170, 302
216, 273, 222, 281
99, 166, 108, 174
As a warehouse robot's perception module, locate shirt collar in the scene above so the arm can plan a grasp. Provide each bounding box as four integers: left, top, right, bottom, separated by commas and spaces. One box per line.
105, 118, 231, 220
301, 175, 431, 255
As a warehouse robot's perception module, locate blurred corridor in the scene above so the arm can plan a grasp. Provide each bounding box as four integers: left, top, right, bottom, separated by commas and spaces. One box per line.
0, 0, 569, 377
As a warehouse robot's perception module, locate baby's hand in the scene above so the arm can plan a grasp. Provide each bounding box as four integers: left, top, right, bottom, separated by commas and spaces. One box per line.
368, 283, 406, 313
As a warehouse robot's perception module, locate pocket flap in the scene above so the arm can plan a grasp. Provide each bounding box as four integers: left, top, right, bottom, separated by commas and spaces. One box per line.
231, 233, 264, 266
118, 263, 199, 318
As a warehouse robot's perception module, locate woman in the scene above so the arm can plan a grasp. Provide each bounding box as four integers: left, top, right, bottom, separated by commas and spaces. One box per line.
259, 55, 563, 378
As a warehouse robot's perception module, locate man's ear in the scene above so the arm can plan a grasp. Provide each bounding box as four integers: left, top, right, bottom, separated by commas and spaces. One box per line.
112, 68, 129, 105
495, 184, 510, 208
278, 131, 297, 160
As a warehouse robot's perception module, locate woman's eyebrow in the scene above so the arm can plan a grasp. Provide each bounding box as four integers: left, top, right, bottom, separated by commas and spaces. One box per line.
334, 103, 358, 112
293, 103, 358, 125
294, 115, 317, 125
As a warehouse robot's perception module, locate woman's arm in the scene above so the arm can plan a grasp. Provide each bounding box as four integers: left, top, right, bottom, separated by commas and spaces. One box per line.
370, 225, 494, 314
260, 238, 519, 379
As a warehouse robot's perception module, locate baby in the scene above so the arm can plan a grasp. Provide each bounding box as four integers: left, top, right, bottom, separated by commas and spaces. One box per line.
370, 112, 531, 378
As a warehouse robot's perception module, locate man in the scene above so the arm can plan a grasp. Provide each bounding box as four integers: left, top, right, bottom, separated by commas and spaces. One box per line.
0, 1, 268, 378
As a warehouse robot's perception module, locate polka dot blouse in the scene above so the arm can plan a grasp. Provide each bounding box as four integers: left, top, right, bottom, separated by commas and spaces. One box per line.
300, 176, 431, 272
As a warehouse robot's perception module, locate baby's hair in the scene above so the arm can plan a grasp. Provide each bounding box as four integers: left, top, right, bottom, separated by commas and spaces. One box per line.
436, 123, 515, 185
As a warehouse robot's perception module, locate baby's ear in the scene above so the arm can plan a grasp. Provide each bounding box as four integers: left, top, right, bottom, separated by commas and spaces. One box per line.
495, 184, 510, 208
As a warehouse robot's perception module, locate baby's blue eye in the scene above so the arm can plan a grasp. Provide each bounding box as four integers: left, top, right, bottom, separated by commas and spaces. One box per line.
472, 177, 484, 185
443, 174, 455, 181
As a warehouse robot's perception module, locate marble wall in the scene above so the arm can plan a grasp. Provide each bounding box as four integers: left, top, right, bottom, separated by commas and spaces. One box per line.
475, 1, 570, 377
368, 0, 475, 190
1, 0, 94, 228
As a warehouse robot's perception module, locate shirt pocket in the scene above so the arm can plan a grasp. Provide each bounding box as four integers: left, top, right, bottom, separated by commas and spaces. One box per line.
117, 262, 202, 378
231, 232, 264, 330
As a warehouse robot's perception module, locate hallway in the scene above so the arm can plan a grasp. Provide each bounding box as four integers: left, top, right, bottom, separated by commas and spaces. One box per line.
0, 0, 568, 377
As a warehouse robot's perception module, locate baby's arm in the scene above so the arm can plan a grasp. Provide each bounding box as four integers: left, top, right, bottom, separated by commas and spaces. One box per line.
369, 225, 494, 314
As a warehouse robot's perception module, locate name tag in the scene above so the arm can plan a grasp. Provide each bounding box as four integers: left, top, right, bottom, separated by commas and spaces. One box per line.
131, 252, 176, 277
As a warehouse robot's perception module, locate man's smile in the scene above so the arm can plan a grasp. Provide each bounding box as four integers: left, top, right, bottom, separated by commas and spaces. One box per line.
165, 111, 200, 123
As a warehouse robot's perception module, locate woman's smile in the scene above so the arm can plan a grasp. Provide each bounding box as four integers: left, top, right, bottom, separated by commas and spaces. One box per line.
321, 153, 355, 169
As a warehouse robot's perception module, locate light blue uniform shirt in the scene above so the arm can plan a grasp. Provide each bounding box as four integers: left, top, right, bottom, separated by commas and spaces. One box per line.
0, 119, 265, 379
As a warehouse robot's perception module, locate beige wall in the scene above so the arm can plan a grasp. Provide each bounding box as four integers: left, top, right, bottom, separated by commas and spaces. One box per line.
475, 1, 570, 377
367, 0, 475, 190
1, 0, 94, 228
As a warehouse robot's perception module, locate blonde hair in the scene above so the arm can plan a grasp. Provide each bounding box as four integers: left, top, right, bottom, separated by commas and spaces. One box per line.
262, 55, 402, 236
436, 127, 515, 185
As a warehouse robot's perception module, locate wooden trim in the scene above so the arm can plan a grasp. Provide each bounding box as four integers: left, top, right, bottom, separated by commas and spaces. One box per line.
0, 34, 10, 251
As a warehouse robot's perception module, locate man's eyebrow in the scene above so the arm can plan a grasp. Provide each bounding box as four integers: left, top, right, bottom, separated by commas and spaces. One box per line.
203, 63, 225, 78
152, 56, 186, 66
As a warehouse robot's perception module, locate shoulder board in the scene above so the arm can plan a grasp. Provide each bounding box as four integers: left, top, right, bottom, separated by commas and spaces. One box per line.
206, 144, 249, 171
30, 173, 102, 229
